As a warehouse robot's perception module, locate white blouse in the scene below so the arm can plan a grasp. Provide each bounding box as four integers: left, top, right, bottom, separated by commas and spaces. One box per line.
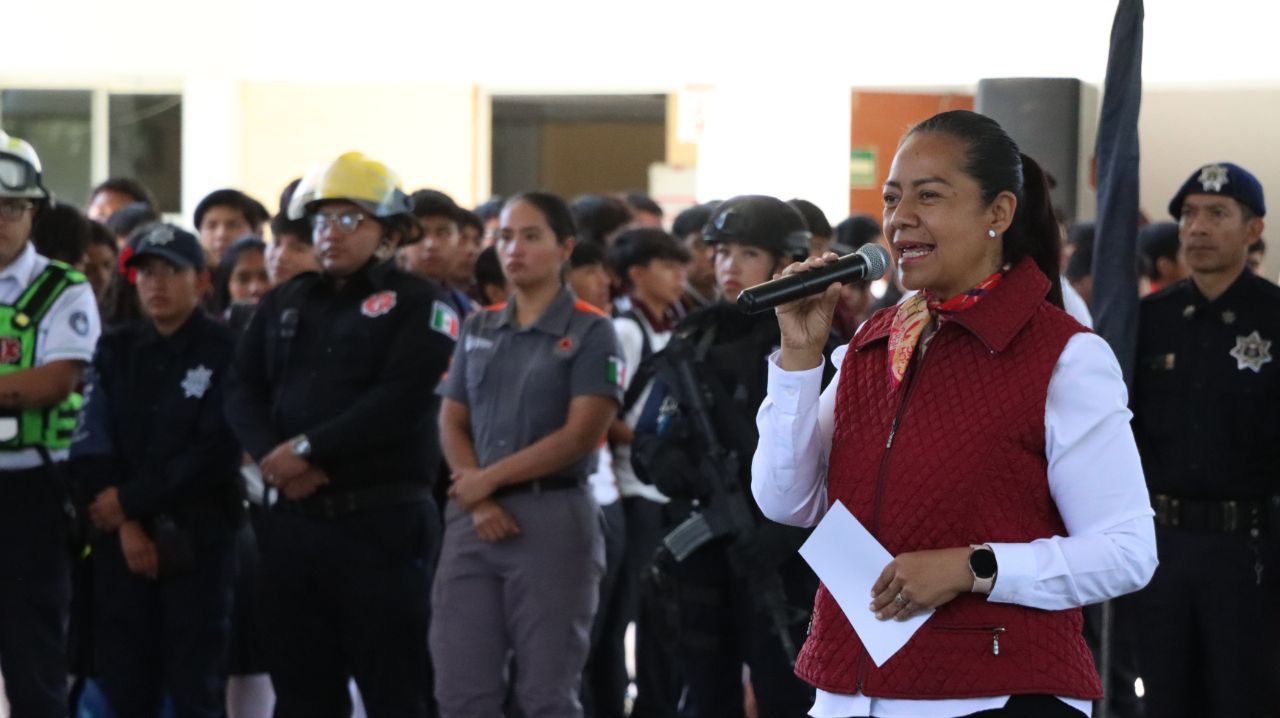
751, 333, 1158, 718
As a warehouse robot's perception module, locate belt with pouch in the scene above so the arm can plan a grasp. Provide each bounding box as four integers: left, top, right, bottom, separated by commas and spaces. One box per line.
492, 474, 584, 499
1152, 493, 1274, 536
275, 481, 433, 519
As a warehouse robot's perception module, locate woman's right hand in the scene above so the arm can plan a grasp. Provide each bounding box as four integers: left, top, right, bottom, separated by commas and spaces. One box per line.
775, 252, 843, 371
470, 499, 520, 542
119, 521, 159, 579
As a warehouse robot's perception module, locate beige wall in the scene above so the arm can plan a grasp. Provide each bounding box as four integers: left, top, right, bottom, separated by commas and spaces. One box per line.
539, 121, 665, 198
237, 82, 481, 218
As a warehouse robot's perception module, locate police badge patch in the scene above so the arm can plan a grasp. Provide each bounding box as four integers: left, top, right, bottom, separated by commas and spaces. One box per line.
1198, 164, 1230, 192
142, 225, 176, 246
1229, 331, 1272, 373
181, 365, 213, 399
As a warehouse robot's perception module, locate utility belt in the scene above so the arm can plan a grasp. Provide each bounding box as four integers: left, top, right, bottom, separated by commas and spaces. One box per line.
1152, 493, 1275, 536
491, 474, 584, 499
274, 481, 433, 519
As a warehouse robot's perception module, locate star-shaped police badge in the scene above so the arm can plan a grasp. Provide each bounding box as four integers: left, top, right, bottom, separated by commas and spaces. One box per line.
1198, 164, 1230, 192
1229, 331, 1272, 373
181, 365, 214, 398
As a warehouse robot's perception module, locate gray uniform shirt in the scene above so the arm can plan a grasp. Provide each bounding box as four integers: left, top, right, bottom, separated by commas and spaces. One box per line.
439, 287, 623, 478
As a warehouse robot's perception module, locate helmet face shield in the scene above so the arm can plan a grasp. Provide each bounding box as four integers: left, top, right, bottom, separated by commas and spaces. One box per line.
0, 152, 47, 201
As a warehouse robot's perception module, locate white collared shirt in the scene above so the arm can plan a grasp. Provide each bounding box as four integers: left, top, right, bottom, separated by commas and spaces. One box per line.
751, 333, 1158, 718
0, 243, 101, 468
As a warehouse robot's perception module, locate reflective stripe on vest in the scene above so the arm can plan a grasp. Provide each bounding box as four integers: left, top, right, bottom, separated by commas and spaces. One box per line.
0, 260, 88, 450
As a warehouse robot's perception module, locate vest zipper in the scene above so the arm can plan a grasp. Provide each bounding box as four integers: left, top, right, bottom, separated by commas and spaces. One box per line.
855, 342, 932, 694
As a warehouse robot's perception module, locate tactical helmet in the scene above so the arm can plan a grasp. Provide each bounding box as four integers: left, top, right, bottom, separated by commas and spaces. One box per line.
0, 131, 50, 202
287, 151, 421, 244
702, 195, 810, 261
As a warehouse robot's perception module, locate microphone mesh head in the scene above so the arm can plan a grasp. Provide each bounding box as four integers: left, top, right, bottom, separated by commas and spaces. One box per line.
856, 243, 890, 280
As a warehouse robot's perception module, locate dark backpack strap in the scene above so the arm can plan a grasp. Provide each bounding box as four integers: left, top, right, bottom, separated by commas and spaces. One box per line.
617, 311, 656, 415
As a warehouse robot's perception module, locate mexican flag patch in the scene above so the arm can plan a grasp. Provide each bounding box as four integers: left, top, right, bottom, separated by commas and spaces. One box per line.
430, 300, 460, 340
607, 355, 626, 388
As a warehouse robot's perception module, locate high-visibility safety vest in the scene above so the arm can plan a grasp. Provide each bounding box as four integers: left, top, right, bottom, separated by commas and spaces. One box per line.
0, 261, 88, 451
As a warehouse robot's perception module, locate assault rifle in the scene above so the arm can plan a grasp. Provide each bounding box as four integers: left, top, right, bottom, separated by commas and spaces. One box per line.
648, 333, 803, 666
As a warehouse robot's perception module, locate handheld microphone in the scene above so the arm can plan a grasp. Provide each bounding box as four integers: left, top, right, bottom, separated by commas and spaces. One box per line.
735, 244, 891, 314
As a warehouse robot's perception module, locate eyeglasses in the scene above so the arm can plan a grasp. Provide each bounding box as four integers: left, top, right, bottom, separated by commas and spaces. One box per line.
0, 199, 33, 222
311, 210, 367, 234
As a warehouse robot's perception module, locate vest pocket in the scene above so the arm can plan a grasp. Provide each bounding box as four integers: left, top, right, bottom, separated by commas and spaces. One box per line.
933, 624, 1006, 656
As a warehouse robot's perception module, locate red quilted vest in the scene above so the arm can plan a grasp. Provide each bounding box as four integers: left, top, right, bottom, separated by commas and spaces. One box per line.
794, 258, 1103, 700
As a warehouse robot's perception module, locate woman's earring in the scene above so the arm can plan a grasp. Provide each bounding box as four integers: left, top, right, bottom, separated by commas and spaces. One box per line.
987, 229, 997, 238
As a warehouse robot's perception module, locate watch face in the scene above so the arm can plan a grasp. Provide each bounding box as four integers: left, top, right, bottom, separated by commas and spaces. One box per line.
970, 548, 998, 579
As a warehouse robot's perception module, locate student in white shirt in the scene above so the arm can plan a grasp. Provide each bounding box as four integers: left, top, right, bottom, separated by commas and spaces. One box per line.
606, 228, 690, 716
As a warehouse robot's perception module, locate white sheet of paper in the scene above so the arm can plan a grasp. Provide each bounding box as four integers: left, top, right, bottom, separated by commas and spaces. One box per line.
798, 500, 933, 667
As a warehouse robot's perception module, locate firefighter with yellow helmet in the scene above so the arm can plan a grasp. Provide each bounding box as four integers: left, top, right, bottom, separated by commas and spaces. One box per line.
225, 152, 457, 717
0, 131, 101, 716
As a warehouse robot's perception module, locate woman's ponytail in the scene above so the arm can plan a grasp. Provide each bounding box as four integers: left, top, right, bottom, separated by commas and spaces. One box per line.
1012, 153, 1064, 309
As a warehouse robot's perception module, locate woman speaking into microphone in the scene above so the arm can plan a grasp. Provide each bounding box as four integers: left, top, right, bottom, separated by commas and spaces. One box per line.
751, 110, 1157, 718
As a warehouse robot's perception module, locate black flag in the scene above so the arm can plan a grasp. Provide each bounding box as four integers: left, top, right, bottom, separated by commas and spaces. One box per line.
1090, 0, 1144, 384
1090, 3, 1144, 716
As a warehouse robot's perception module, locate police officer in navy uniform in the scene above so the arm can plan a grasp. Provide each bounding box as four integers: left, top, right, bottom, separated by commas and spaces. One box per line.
1131, 162, 1280, 717
224, 152, 457, 718
0, 131, 101, 718
632, 196, 827, 717
71, 224, 243, 717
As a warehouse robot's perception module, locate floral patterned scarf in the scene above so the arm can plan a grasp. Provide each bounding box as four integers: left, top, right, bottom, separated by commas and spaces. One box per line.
886, 271, 1003, 388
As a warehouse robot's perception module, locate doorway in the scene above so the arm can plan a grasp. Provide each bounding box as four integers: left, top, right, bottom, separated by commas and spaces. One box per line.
490, 94, 667, 200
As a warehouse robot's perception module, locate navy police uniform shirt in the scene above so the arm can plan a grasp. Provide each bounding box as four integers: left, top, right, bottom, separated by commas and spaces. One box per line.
438, 287, 623, 478
1132, 270, 1280, 501
71, 310, 242, 531
225, 258, 457, 490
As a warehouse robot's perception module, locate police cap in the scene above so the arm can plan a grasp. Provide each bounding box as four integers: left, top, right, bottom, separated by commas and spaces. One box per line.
1168, 162, 1266, 219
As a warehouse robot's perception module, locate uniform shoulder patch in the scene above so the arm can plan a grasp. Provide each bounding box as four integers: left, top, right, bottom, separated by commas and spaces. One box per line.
361, 290, 397, 318
69, 310, 91, 337
607, 354, 626, 388
430, 300, 460, 340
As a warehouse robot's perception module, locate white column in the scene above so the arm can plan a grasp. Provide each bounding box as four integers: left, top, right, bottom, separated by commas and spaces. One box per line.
180, 75, 242, 229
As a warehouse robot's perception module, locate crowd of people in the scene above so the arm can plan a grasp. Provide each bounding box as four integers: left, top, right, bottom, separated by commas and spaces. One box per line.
0, 106, 1275, 718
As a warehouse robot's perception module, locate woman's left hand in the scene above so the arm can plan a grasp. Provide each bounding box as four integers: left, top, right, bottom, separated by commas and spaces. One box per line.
449, 467, 497, 509
870, 547, 973, 621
